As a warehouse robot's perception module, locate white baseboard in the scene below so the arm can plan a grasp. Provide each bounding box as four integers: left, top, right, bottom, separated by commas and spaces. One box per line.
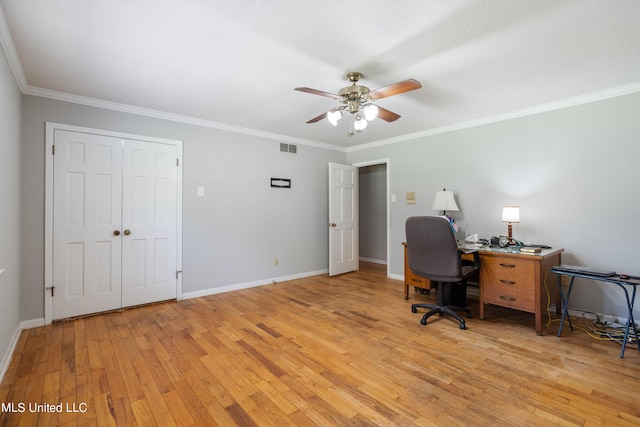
21, 318, 45, 329
181, 269, 329, 300
360, 257, 387, 265
0, 323, 22, 386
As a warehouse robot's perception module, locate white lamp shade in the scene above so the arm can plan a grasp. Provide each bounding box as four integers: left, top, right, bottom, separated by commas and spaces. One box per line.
431, 190, 459, 212
502, 206, 520, 223
362, 104, 379, 121
327, 110, 342, 126
354, 117, 368, 130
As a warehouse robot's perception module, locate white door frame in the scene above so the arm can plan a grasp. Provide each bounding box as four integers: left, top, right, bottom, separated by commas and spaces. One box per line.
44, 122, 183, 324
352, 158, 391, 278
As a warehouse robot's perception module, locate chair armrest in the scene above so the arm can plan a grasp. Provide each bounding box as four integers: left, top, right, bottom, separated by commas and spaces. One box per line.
461, 251, 481, 272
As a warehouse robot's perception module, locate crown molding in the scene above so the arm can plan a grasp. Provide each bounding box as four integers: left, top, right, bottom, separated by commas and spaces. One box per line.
24, 85, 346, 152
0, 6, 28, 92
346, 82, 640, 153
25, 80, 640, 155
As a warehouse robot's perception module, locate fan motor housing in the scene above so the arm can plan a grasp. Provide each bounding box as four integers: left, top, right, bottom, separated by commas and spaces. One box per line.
338, 85, 370, 104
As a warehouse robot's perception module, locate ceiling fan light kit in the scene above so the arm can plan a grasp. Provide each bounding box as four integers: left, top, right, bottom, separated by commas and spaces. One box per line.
295, 72, 422, 136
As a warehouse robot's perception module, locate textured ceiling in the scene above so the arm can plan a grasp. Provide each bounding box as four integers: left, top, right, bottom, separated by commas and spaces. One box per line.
1, 0, 640, 149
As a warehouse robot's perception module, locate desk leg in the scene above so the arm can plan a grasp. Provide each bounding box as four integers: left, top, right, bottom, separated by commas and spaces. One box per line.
557, 276, 575, 336
535, 313, 543, 336
618, 284, 639, 358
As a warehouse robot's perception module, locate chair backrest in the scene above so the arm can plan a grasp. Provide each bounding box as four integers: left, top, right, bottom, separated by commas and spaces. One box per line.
405, 216, 463, 282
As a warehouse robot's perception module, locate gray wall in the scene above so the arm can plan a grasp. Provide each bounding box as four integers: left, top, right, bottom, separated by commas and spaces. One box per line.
359, 164, 387, 263
347, 92, 640, 321
0, 43, 22, 373
20, 96, 345, 321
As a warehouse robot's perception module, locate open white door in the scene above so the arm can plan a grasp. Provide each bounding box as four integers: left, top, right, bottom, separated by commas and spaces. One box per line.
328, 162, 358, 276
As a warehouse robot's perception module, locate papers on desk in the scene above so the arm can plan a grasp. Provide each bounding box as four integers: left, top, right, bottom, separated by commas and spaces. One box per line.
458, 243, 482, 254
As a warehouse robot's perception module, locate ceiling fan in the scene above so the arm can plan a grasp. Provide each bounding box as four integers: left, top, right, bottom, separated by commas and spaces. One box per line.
295, 72, 422, 133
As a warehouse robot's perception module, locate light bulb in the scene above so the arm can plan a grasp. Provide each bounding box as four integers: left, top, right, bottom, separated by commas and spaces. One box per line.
354, 117, 368, 131
327, 110, 342, 126
362, 104, 378, 121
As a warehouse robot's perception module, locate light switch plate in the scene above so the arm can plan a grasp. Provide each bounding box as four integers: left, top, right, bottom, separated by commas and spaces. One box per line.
406, 191, 416, 204
197, 187, 204, 197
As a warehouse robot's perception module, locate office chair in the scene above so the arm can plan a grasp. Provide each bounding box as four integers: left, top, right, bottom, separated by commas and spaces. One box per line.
406, 216, 480, 329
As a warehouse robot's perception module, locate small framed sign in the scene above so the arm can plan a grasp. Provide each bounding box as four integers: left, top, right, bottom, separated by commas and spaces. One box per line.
271, 178, 291, 188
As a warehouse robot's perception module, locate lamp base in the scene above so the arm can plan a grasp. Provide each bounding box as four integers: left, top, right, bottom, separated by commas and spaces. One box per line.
506, 223, 516, 245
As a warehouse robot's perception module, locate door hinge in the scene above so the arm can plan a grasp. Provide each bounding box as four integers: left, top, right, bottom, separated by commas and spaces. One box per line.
52, 145, 55, 155
176, 270, 182, 279
45, 286, 55, 297
177, 158, 179, 166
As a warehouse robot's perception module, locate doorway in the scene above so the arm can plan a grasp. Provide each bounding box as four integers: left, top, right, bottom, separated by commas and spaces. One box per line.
354, 159, 390, 277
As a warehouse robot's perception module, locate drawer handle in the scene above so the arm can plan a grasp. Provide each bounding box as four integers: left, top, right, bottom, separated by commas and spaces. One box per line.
499, 279, 516, 285
499, 263, 516, 268
499, 295, 516, 301
411, 278, 423, 283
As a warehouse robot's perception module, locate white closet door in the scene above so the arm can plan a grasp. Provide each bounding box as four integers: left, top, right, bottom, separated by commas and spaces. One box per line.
121, 140, 178, 306
52, 130, 123, 319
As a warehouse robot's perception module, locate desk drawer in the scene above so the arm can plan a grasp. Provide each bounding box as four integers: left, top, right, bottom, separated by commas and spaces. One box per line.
406, 268, 431, 289
481, 257, 535, 312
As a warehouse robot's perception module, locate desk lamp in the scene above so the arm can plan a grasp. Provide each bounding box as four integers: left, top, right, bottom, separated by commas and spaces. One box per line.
432, 189, 460, 232
431, 189, 459, 216
501, 206, 520, 245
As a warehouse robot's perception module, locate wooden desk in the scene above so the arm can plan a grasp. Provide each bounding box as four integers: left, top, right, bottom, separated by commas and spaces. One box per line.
402, 243, 563, 335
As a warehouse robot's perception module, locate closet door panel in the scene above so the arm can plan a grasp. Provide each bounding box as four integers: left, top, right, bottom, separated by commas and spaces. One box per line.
52, 130, 123, 319
121, 140, 178, 306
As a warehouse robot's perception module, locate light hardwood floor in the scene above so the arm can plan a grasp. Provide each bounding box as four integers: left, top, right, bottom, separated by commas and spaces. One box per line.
1, 262, 639, 426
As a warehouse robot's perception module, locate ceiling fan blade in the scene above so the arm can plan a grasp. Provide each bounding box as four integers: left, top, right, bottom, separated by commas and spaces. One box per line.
306, 111, 329, 123
305, 107, 344, 123
295, 87, 341, 100
376, 106, 401, 122
368, 79, 422, 100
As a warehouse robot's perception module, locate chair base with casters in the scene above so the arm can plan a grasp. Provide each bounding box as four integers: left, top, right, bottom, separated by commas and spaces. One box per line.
411, 280, 472, 329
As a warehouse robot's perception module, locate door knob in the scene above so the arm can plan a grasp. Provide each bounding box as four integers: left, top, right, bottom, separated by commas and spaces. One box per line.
113, 230, 120, 236
330, 223, 337, 227
124, 229, 131, 236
